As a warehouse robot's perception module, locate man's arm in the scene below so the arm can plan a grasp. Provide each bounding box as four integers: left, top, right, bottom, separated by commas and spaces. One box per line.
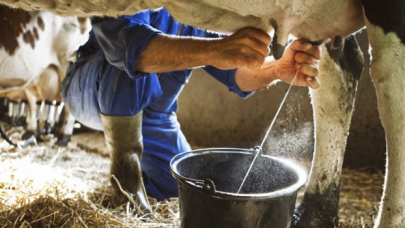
136, 27, 271, 73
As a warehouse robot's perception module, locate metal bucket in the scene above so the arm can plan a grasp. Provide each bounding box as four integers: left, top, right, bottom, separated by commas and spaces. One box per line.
170, 148, 306, 228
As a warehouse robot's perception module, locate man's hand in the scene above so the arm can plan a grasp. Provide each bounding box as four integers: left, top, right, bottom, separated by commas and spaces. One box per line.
276, 40, 322, 89
208, 27, 271, 71
234, 39, 322, 92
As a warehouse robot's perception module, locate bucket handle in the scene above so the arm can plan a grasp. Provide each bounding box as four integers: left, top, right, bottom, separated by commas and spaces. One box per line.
171, 147, 258, 194
194, 178, 216, 194
176, 175, 217, 194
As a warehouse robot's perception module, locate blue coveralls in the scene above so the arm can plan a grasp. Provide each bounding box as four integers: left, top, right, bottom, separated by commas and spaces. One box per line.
61, 8, 253, 201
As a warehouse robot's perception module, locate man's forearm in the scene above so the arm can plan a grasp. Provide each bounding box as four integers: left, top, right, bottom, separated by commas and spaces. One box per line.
136, 27, 272, 74
136, 34, 218, 73
234, 57, 277, 92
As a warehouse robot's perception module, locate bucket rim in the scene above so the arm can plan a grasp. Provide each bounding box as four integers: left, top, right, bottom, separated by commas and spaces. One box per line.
170, 147, 307, 199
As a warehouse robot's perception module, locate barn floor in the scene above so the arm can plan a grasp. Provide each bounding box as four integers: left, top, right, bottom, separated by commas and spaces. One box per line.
0, 130, 383, 228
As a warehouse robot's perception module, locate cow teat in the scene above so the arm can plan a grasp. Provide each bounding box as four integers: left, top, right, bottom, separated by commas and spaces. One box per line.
327, 35, 345, 59
269, 18, 288, 60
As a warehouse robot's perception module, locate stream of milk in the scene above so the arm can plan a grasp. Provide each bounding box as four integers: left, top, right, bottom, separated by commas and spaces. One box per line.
237, 72, 298, 194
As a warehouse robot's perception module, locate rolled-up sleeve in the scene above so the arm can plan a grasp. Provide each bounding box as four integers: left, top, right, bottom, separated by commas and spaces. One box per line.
203, 66, 254, 99
91, 15, 163, 80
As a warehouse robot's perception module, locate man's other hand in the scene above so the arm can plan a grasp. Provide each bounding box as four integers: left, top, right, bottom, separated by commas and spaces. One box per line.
209, 27, 271, 71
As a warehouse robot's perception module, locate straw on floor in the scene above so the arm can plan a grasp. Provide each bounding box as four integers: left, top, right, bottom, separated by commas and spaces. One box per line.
0, 131, 383, 228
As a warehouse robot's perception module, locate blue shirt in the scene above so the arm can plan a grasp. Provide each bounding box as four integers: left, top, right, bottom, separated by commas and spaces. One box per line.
89, 8, 253, 115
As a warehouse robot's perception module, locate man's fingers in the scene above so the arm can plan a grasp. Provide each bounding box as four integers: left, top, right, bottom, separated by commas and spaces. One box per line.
289, 40, 322, 60
306, 76, 320, 89
277, 39, 322, 89
234, 27, 271, 56
295, 52, 320, 65
239, 37, 270, 57
295, 64, 320, 89
215, 27, 271, 70
238, 45, 266, 68
288, 40, 308, 52
239, 44, 268, 62
295, 73, 320, 89
242, 56, 263, 71
234, 28, 270, 57
235, 52, 264, 70
298, 63, 319, 77
238, 27, 271, 46
308, 45, 322, 60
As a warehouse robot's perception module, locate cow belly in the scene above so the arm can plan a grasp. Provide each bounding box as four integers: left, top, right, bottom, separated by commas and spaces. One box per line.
1, 0, 364, 44
0, 51, 52, 91
0, 10, 88, 93
0, 12, 58, 92
0, 0, 152, 16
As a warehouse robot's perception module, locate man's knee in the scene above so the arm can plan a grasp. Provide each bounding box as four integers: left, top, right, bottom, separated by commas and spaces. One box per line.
61, 63, 103, 130
98, 71, 163, 116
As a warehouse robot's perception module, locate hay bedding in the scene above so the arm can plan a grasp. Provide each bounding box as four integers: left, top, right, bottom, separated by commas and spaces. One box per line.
0, 130, 383, 228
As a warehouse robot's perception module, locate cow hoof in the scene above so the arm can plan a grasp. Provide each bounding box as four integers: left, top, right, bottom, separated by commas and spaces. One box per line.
4, 116, 13, 125
17, 116, 27, 125
291, 202, 339, 228
55, 134, 71, 146
292, 183, 341, 228
22, 131, 36, 140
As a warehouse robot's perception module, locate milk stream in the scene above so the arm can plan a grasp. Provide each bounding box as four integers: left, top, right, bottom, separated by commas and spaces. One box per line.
237, 72, 298, 194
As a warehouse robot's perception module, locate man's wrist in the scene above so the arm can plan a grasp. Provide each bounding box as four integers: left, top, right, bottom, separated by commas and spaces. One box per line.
258, 57, 278, 86
204, 39, 220, 67
268, 59, 280, 83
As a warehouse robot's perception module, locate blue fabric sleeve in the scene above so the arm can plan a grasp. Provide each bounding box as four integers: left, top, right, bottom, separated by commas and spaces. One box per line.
91, 16, 163, 80
202, 66, 254, 99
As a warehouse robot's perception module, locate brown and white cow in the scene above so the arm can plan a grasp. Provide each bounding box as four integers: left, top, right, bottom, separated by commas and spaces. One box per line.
0, 0, 403, 227
0, 5, 90, 145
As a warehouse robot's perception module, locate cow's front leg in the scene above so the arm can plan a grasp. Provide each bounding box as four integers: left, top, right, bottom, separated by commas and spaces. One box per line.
292, 35, 364, 228
363, 6, 405, 227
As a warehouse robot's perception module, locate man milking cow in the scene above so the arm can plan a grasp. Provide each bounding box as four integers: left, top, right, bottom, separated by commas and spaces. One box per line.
61, 8, 321, 212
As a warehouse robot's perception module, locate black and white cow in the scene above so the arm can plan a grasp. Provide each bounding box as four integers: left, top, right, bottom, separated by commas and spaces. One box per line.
0, 0, 404, 227
0, 5, 90, 145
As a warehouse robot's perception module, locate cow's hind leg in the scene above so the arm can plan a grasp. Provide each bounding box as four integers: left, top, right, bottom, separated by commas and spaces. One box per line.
362, 1, 405, 227
54, 105, 75, 146
36, 65, 60, 136
292, 35, 364, 228
22, 88, 38, 140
